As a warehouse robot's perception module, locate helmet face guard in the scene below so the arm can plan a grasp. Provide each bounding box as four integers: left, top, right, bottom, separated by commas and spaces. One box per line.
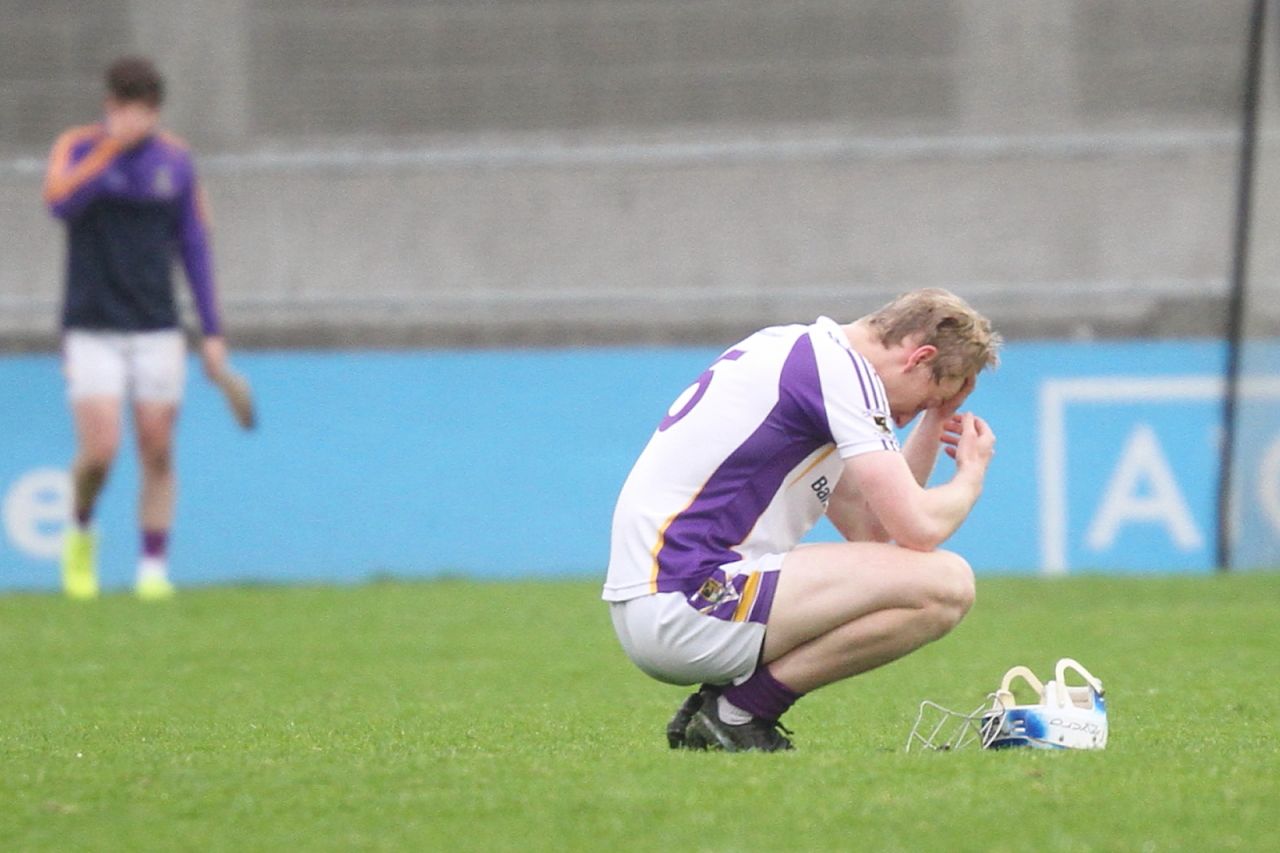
907, 658, 1107, 752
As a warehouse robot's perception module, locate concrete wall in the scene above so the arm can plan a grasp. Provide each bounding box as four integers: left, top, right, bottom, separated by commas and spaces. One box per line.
0, 1, 1266, 348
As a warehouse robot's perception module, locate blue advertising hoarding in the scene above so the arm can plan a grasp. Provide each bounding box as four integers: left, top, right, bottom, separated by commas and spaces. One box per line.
2, 340, 1274, 592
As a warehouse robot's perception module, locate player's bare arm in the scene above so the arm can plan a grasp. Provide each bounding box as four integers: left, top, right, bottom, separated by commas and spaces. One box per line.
824, 471, 890, 543
901, 374, 976, 484
200, 336, 229, 380
847, 412, 995, 551
831, 374, 984, 544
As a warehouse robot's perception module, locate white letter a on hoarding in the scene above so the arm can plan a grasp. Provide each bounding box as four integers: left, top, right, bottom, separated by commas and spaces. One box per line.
1085, 423, 1203, 552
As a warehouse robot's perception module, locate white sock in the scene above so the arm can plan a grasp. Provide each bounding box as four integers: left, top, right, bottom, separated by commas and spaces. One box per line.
717, 695, 753, 725
137, 556, 168, 582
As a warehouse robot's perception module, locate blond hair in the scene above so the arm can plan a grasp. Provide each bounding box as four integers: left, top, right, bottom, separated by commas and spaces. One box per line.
864, 288, 1001, 380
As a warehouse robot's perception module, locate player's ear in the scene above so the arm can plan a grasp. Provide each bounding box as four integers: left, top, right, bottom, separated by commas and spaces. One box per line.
907, 344, 938, 370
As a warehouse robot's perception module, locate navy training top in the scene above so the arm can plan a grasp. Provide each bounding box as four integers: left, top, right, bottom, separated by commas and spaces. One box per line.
44, 124, 221, 335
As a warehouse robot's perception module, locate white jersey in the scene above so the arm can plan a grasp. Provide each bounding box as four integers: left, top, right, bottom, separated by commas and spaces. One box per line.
604, 316, 900, 603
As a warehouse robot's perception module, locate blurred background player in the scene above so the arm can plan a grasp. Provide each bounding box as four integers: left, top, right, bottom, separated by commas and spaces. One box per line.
43, 56, 232, 600
605, 288, 1000, 751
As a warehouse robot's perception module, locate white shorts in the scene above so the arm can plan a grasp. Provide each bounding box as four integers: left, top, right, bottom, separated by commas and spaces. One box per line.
610, 591, 769, 687
64, 329, 187, 404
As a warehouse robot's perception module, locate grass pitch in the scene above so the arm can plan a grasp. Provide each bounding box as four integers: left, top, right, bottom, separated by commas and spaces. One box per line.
2, 573, 1277, 852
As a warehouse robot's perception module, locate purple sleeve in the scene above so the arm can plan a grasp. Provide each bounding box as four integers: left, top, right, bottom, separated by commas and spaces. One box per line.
176, 163, 222, 336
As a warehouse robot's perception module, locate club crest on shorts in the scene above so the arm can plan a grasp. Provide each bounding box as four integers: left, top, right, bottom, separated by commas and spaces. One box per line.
690, 575, 747, 616
697, 577, 726, 602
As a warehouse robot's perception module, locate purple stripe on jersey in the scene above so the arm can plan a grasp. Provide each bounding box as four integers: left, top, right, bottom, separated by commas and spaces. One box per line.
845, 346, 873, 409
866, 356, 888, 411
782, 334, 834, 439
653, 335, 830, 594
846, 348, 883, 411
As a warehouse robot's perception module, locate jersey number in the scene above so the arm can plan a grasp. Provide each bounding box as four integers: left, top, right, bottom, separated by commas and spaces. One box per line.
658, 349, 745, 431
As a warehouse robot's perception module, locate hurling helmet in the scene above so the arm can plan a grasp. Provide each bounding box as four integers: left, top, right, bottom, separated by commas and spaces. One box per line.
906, 658, 1107, 752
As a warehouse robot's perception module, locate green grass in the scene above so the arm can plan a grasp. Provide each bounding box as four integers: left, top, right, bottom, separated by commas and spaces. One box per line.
2, 574, 1278, 852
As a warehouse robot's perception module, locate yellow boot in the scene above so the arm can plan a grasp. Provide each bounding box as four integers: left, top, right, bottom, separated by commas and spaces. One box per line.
135, 557, 175, 601
61, 527, 99, 600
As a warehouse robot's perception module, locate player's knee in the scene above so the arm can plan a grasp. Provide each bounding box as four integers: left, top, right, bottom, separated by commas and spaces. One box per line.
943, 552, 976, 614
139, 443, 173, 473
137, 427, 174, 468
79, 442, 117, 474
925, 551, 975, 635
